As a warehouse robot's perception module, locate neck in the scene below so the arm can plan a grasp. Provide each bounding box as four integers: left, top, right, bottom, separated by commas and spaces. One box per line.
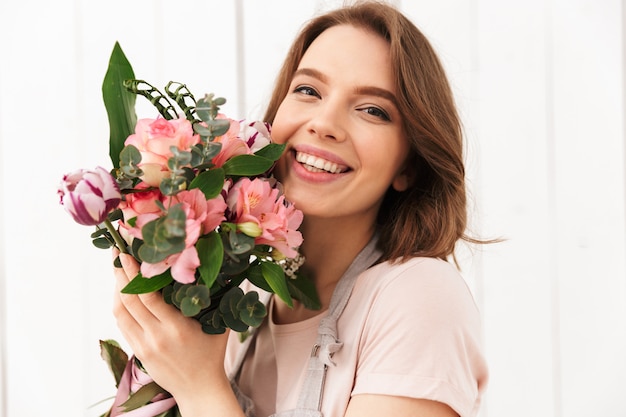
274, 215, 376, 323
300, 217, 375, 287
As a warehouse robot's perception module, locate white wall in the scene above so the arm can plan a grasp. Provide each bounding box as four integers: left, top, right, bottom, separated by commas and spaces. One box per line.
0, 1, 624, 416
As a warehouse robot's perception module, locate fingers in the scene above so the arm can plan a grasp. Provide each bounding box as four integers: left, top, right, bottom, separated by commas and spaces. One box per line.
119, 253, 140, 282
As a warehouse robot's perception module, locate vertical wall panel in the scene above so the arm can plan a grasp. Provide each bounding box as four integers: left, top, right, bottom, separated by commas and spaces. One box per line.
1, 0, 88, 415
552, 0, 626, 415
475, 0, 557, 416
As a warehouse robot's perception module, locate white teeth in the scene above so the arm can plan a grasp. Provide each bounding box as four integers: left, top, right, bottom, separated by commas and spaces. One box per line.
295, 152, 346, 174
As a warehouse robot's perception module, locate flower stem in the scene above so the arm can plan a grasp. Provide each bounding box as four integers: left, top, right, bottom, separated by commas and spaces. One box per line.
103, 218, 128, 253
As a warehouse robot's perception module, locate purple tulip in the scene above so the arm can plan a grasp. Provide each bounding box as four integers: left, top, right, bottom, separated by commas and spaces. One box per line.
58, 167, 121, 226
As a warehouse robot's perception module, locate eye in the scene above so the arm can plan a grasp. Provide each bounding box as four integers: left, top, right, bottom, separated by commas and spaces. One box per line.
359, 106, 391, 122
293, 85, 320, 98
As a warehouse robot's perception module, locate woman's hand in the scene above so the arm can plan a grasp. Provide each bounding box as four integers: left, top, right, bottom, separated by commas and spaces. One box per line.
112, 251, 245, 417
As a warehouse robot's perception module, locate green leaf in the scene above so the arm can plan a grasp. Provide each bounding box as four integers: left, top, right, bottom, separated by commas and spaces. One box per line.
219, 288, 250, 332
245, 263, 273, 292
92, 237, 113, 249
199, 309, 226, 334
189, 168, 225, 200
119, 145, 143, 178
193, 120, 231, 138
138, 207, 187, 263
262, 262, 292, 307
227, 229, 254, 256
99, 339, 128, 388
121, 271, 173, 294
102, 42, 137, 169
288, 274, 321, 310
196, 232, 223, 288
254, 143, 285, 161
180, 285, 211, 317
121, 381, 169, 411
237, 291, 267, 327
222, 154, 274, 176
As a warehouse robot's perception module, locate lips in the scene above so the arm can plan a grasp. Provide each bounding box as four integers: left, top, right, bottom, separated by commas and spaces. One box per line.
294, 151, 349, 174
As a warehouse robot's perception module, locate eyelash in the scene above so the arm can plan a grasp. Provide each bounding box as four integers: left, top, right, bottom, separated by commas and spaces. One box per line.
359, 106, 391, 122
292, 85, 391, 122
293, 85, 320, 97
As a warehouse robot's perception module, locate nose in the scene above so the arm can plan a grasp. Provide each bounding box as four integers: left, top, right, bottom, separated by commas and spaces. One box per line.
307, 99, 347, 142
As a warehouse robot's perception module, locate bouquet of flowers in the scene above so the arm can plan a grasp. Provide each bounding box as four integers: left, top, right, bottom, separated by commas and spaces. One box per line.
58, 43, 317, 416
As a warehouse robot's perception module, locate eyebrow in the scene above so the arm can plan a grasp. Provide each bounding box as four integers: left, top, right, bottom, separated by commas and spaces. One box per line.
293, 67, 399, 107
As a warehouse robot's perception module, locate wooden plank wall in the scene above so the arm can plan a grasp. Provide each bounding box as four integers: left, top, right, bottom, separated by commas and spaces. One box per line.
0, 1, 624, 416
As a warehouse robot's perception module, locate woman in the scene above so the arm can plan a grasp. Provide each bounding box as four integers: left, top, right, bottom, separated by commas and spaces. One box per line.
113, 2, 488, 416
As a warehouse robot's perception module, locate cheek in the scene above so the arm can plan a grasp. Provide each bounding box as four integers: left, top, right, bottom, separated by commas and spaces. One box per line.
269, 103, 292, 145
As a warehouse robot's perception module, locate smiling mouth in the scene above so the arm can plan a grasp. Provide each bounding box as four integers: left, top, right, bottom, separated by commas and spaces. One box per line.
295, 151, 349, 174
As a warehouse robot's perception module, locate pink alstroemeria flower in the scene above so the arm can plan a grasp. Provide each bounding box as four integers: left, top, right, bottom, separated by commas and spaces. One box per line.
127, 189, 227, 284
109, 357, 176, 417
211, 117, 272, 167
227, 178, 303, 258
124, 117, 200, 186
58, 167, 121, 226
117, 183, 166, 244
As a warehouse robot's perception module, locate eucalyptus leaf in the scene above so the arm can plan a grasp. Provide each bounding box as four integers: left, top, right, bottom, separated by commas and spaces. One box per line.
254, 143, 286, 161
91, 228, 110, 238
222, 154, 274, 176
220, 288, 250, 333
92, 237, 113, 249
262, 262, 293, 307
121, 271, 173, 294
199, 309, 226, 334
227, 229, 255, 256
159, 177, 186, 196
196, 232, 224, 288
180, 285, 211, 316
138, 208, 186, 263
189, 168, 225, 200
237, 291, 267, 327
102, 42, 137, 169
180, 297, 202, 317
203, 142, 222, 160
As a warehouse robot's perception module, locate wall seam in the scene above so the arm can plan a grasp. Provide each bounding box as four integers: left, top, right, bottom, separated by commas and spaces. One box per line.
0, 1, 7, 414
545, 0, 562, 416
235, 0, 246, 117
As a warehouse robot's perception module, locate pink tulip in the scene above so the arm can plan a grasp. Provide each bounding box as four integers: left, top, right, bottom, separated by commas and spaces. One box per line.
58, 167, 121, 226
109, 357, 176, 417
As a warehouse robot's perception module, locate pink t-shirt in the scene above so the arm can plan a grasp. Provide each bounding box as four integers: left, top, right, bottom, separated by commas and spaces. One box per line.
225, 257, 488, 417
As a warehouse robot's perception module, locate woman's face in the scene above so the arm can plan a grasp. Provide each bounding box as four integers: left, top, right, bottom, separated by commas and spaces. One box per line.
271, 24, 410, 224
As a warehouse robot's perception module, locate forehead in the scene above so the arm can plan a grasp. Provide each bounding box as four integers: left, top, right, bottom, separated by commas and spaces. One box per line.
297, 24, 395, 92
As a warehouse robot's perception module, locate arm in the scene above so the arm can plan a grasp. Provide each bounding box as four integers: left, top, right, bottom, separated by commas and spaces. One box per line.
346, 395, 458, 417
112, 252, 245, 417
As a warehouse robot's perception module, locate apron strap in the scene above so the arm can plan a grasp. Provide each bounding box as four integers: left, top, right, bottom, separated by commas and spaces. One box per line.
231, 234, 382, 417
294, 235, 381, 412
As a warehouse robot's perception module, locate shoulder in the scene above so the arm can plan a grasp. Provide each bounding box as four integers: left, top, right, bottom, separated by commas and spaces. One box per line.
346, 257, 488, 416
356, 257, 478, 316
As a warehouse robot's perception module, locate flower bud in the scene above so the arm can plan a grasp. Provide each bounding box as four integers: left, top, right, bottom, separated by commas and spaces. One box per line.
237, 221, 263, 237
58, 167, 121, 226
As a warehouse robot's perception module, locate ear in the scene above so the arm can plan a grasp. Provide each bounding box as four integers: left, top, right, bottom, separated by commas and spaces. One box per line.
391, 171, 410, 192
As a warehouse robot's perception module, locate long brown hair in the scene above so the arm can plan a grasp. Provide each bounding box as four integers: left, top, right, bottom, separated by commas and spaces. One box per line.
264, 1, 474, 262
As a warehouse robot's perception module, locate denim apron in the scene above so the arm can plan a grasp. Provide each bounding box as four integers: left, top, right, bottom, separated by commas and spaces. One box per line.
229, 236, 382, 417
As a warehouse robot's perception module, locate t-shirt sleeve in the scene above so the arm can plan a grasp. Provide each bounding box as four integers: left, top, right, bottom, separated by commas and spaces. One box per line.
352, 258, 488, 417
